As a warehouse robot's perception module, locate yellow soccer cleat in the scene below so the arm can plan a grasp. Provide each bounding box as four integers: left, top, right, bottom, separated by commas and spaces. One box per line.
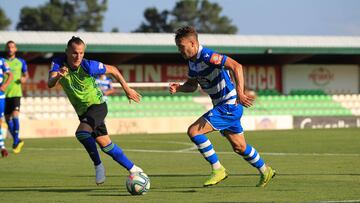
256, 166, 276, 187
203, 166, 228, 187
13, 140, 24, 154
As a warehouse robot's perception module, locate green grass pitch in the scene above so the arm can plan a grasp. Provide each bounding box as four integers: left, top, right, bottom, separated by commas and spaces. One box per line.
0, 128, 359, 203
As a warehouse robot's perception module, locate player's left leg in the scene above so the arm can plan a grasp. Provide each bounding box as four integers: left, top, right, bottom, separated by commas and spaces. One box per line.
225, 132, 275, 187
5, 97, 24, 153
11, 110, 24, 154
95, 132, 143, 174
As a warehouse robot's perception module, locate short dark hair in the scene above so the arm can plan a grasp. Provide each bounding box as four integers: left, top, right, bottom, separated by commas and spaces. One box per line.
175, 26, 198, 42
6, 40, 16, 46
67, 36, 85, 48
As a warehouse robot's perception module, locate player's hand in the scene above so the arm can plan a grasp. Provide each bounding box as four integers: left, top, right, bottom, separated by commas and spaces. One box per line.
20, 77, 27, 84
237, 91, 256, 108
125, 88, 141, 103
0, 85, 5, 92
169, 83, 180, 94
58, 66, 69, 77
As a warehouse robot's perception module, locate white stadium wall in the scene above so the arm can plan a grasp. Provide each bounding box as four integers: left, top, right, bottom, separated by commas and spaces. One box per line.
8, 116, 293, 139
282, 64, 359, 94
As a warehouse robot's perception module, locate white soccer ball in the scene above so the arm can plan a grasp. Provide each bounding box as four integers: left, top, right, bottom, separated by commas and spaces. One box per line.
126, 172, 150, 195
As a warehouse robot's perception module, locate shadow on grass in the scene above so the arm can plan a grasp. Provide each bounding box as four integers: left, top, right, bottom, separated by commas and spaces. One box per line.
0, 186, 119, 193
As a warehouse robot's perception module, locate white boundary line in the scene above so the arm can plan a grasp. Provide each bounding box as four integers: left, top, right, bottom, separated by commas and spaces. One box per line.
311, 200, 360, 203
23, 149, 360, 156
22, 140, 360, 156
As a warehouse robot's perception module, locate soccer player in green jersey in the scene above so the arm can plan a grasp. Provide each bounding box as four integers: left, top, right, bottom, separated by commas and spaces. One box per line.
4, 41, 29, 154
48, 36, 144, 185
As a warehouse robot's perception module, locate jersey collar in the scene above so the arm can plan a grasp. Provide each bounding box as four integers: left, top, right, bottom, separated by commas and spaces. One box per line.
196, 45, 203, 60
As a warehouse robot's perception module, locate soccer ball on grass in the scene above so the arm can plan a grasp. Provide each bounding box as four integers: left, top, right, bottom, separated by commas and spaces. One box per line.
126, 172, 150, 195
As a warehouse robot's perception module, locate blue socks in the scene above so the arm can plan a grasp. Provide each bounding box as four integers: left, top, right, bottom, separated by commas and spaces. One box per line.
6, 117, 20, 145
101, 142, 134, 170
76, 131, 135, 171
240, 144, 266, 173
191, 134, 221, 169
0, 128, 4, 148
75, 131, 101, 166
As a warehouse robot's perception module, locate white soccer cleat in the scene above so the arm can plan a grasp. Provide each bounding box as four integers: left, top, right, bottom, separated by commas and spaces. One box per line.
95, 163, 106, 185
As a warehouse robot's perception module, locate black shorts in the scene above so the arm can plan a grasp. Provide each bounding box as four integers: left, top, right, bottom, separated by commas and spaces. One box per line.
78, 102, 108, 137
5, 97, 21, 115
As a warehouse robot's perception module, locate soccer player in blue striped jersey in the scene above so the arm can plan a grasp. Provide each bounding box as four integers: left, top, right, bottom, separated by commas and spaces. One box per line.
0, 58, 13, 157
170, 26, 275, 187
95, 74, 115, 102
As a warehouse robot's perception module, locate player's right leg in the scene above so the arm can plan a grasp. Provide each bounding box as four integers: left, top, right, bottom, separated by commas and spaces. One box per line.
0, 120, 8, 158
0, 97, 8, 157
76, 122, 104, 185
187, 116, 228, 187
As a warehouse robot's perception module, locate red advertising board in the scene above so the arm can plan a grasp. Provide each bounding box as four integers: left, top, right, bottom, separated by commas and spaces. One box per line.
24, 64, 282, 96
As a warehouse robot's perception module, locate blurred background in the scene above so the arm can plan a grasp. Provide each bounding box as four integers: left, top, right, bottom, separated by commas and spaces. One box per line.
0, 0, 359, 137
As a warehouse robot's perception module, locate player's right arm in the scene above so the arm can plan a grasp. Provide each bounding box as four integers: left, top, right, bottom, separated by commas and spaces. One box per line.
169, 78, 198, 94
48, 66, 68, 88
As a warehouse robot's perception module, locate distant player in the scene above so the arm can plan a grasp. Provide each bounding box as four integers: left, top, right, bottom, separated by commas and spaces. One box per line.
0, 58, 13, 157
95, 74, 115, 102
170, 26, 275, 187
4, 41, 28, 154
48, 36, 144, 185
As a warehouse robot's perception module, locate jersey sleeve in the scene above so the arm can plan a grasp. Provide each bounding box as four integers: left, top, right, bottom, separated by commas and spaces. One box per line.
0, 59, 10, 73
49, 58, 62, 73
82, 59, 106, 77
202, 48, 227, 68
19, 58, 28, 73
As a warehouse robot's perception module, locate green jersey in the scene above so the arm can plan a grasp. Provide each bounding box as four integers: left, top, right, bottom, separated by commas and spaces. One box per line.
50, 57, 106, 116
5, 57, 27, 98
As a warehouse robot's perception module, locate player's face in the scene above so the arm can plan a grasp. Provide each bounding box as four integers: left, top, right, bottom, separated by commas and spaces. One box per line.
66, 43, 85, 68
176, 37, 198, 61
6, 42, 17, 57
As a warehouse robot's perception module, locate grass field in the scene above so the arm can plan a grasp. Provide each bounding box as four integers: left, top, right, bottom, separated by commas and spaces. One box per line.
0, 128, 359, 203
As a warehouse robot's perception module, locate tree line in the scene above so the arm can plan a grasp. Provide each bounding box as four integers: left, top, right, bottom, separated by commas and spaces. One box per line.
0, 0, 237, 34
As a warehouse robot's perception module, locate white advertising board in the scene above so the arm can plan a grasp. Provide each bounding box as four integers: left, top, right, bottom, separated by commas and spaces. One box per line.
283, 64, 359, 94
242, 116, 293, 131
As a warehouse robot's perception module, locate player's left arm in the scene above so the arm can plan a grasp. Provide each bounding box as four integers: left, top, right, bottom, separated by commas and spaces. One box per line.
224, 57, 254, 107
105, 65, 141, 103
20, 59, 28, 84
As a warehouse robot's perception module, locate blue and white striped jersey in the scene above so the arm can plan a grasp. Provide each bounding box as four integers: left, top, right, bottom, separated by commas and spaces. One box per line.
188, 45, 237, 106
95, 75, 113, 93
0, 58, 10, 98
0, 58, 10, 85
